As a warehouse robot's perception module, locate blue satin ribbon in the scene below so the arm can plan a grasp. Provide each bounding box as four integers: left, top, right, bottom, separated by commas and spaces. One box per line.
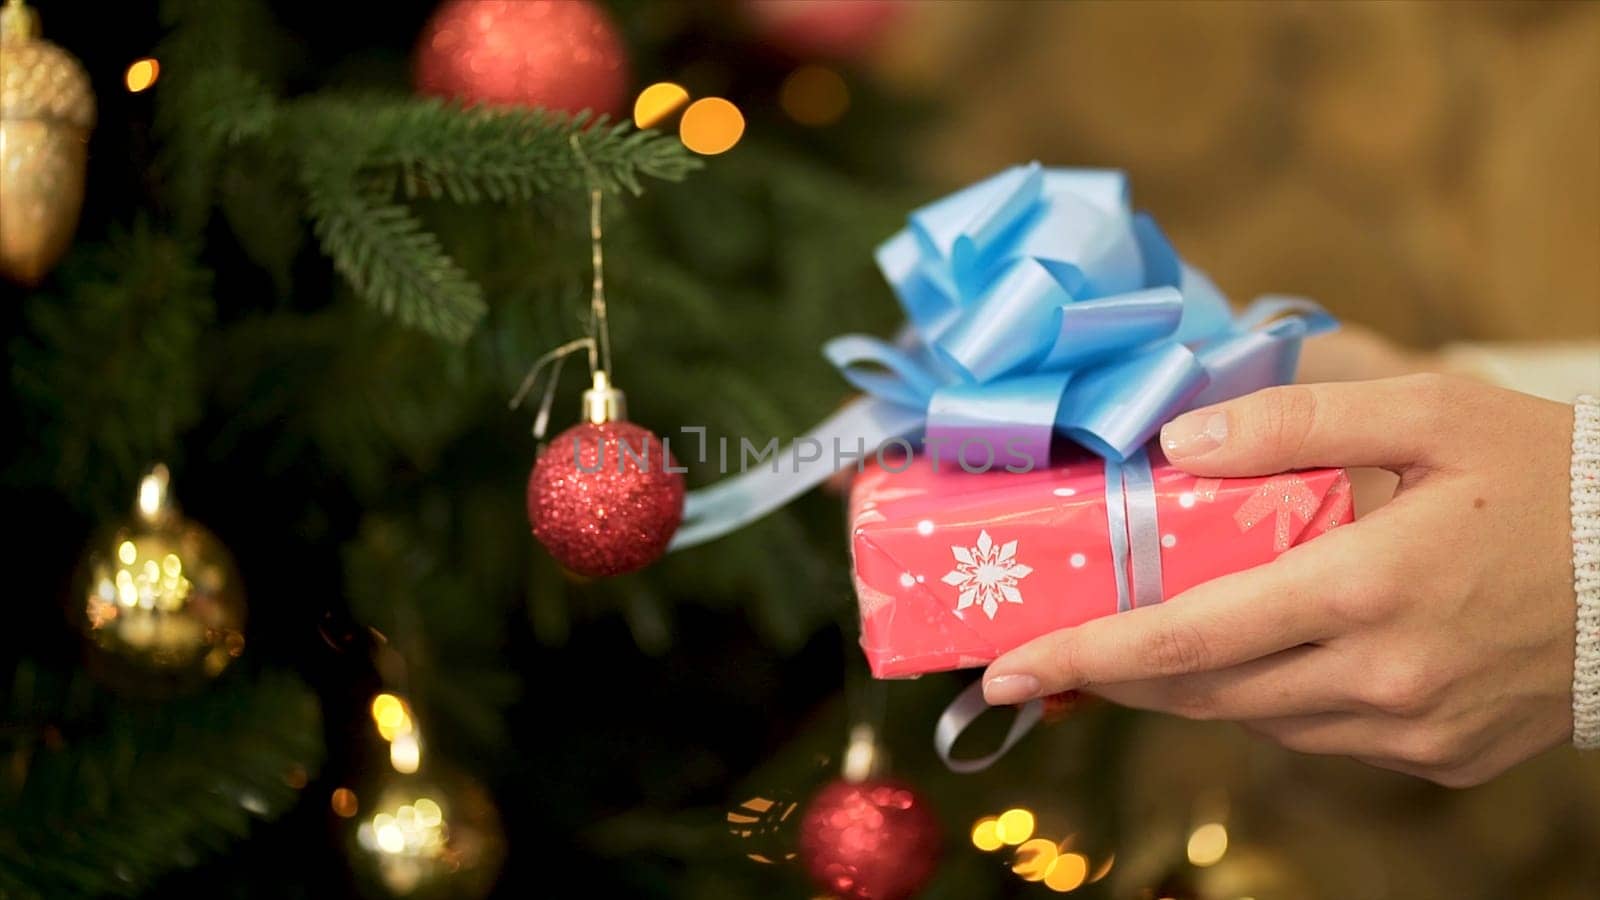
668, 163, 1337, 552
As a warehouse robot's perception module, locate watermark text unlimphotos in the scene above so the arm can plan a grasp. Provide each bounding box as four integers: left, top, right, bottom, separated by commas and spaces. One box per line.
569, 426, 1042, 475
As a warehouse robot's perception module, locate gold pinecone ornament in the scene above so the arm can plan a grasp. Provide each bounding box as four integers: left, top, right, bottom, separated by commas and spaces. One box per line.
0, 0, 95, 285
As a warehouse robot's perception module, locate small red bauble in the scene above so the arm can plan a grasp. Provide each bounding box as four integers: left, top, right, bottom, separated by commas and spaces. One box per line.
527, 421, 684, 577
746, 0, 906, 62
414, 0, 630, 116
798, 778, 942, 900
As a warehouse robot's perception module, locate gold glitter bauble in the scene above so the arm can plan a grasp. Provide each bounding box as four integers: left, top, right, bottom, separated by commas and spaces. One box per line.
0, 0, 95, 285
72, 465, 246, 691
343, 767, 506, 900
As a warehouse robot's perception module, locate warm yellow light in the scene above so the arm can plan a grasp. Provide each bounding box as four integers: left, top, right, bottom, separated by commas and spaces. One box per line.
371, 693, 414, 741
137, 465, 168, 517
125, 57, 160, 93
118, 541, 138, 565
413, 797, 442, 828
1044, 852, 1089, 892
679, 97, 745, 155
633, 81, 689, 129
390, 732, 421, 774
1088, 852, 1115, 883
779, 65, 849, 126
331, 787, 359, 818
995, 807, 1035, 845
1012, 838, 1058, 882
376, 820, 405, 854
970, 816, 1003, 852
1186, 822, 1228, 867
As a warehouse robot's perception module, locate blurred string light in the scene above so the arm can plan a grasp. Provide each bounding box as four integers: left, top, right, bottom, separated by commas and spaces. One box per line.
970, 816, 1003, 852
970, 809, 1114, 894
631, 82, 746, 155
1186, 822, 1229, 867
1012, 838, 1057, 882
370, 692, 423, 773
331, 787, 360, 818
779, 65, 849, 126
679, 97, 744, 155
632, 81, 689, 129
995, 807, 1034, 844
1043, 851, 1089, 892
124, 57, 159, 93
390, 732, 421, 774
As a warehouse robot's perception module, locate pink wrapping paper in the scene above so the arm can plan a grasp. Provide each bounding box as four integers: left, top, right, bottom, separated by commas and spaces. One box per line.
850, 453, 1353, 679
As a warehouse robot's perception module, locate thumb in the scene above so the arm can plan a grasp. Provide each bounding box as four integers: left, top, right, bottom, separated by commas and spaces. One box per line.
1158, 374, 1456, 477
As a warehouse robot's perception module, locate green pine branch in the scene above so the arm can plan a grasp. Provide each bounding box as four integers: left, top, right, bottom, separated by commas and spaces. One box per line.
282, 98, 698, 340
0, 666, 322, 899
304, 176, 489, 344
8, 223, 214, 512
288, 99, 700, 201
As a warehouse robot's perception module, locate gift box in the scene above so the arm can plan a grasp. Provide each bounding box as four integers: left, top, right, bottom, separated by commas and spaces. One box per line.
850, 452, 1353, 679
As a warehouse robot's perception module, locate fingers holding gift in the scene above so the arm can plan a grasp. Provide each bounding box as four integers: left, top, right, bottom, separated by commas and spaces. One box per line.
1086, 646, 1359, 721
982, 551, 1344, 704
1245, 714, 1493, 788
1158, 374, 1473, 476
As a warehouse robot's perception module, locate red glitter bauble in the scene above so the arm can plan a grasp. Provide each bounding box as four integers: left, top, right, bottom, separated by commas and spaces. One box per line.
414, 0, 630, 116
746, 0, 905, 61
527, 421, 684, 577
798, 778, 942, 900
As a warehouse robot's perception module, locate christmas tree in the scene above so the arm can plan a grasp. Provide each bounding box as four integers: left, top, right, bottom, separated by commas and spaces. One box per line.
5, 2, 1598, 899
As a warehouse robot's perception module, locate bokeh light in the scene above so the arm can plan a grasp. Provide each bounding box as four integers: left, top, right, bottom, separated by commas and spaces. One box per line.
1044, 852, 1089, 892
679, 97, 745, 155
970, 816, 1003, 851
780, 65, 849, 126
371, 693, 414, 741
124, 58, 160, 93
331, 787, 359, 818
390, 732, 422, 774
633, 81, 690, 129
1186, 822, 1229, 867
1011, 838, 1058, 881
995, 807, 1035, 845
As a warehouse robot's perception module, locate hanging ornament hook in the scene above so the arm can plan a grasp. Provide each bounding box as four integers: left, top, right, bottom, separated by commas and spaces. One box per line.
508, 133, 626, 437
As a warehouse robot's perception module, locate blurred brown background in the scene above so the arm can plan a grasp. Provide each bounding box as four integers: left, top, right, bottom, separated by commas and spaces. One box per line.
877, 0, 1600, 347
870, 4, 1599, 898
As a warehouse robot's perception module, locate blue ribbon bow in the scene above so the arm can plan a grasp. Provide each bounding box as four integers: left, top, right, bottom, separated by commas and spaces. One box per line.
669, 163, 1337, 551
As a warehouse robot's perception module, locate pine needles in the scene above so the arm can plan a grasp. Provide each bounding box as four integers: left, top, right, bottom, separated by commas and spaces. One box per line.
0, 666, 322, 899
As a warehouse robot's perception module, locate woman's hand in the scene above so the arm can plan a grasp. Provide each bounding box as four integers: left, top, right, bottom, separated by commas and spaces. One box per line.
980, 374, 1577, 787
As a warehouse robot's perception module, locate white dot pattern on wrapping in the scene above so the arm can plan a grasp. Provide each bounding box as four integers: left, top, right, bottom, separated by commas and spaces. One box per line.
1069, 553, 1086, 568
1052, 487, 1077, 497
1178, 492, 1196, 508
1161, 534, 1177, 548
899, 572, 916, 589
916, 519, 935, 536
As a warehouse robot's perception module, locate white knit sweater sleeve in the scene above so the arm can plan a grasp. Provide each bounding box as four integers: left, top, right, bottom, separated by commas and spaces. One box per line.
1573, 395, 1600, 749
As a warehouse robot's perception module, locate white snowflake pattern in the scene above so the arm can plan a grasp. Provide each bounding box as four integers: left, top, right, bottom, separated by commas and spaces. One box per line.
940, 530, 1033, 620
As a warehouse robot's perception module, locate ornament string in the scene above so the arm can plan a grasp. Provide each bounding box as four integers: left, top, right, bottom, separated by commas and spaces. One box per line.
508, 133, 615, 439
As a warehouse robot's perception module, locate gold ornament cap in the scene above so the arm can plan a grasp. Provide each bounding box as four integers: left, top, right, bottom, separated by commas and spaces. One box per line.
581, 370, 627, 424
0, 0, 38, 41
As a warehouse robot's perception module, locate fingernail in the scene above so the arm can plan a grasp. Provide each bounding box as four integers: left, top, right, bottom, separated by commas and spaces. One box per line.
1161, 411, 1228, 459
982, 674, 1041, 706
